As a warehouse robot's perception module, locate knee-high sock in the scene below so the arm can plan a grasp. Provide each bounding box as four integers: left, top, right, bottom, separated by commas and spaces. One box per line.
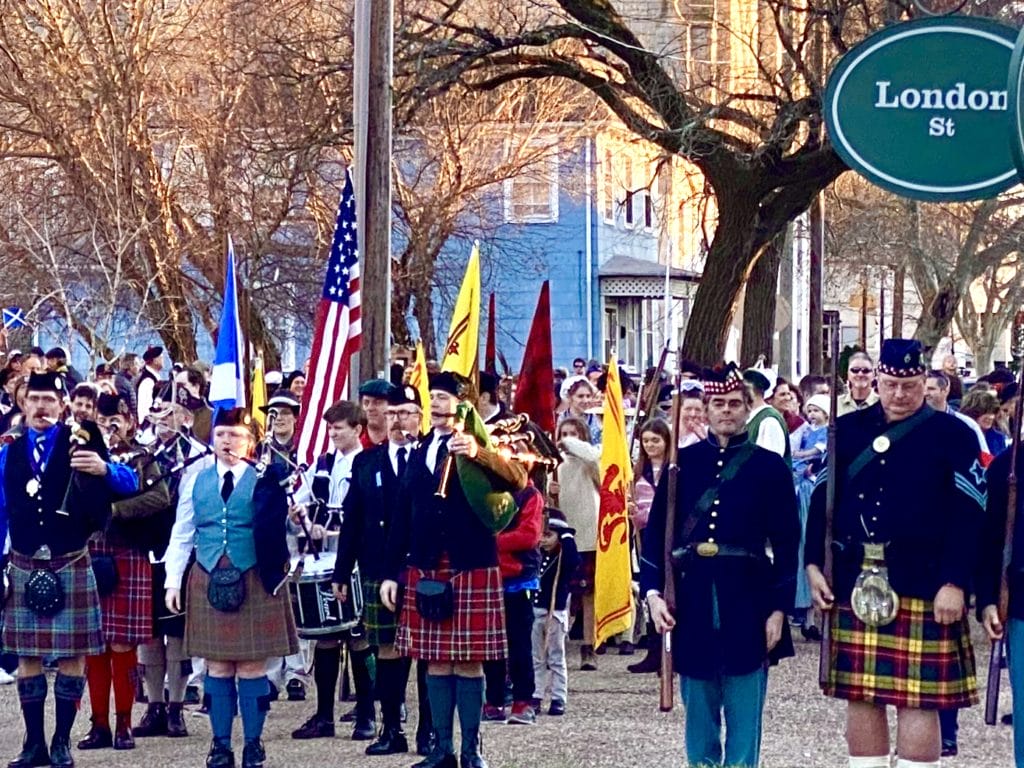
350, 646, 376, 722
17, 674, 47, 746
166, 639, 189, 703
53, 674, 86, 742
454, 676, 484, 758
313, 644, 340, 721
376, 658, 404, 730
416, 660, 433, 738
425, 675, 456, 755
204, 675, 237, 749
85, 650, 112, 727
237, 676, 271, 743
142, 647, 167, 705
848, 757, 891, 768
110, 648, 138, 717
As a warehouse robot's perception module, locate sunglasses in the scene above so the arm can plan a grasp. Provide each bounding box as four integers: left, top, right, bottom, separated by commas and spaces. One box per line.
849, 367, 872, 375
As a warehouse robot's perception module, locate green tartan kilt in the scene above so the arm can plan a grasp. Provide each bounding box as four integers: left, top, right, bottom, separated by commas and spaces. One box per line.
360, 578, 397, 648
824, 597, 977, 710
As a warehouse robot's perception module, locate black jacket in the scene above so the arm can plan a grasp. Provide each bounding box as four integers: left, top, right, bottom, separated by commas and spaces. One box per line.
252, 462, 292, 595
640, 434, 799, 679
806, 403, 986, 602
978, 448, 1024, 619
385, 429, 528, 579
334, 443, 404, 584
532, 520, 580, 612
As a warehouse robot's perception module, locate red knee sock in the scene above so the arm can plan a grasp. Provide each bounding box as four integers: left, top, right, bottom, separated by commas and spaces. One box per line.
110, 648, 138, 718
85, 649, 112, 727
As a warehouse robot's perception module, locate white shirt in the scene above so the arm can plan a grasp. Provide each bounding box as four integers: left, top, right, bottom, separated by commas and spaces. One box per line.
136, 365, 160, 421
425, 432, 451, 474
163, 456, 233, 591
388, 441, 411, 477
327, 447, 361, 507
747, 403, 788, 458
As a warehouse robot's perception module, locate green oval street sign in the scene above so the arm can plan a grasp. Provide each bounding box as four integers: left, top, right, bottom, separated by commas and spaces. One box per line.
1008, 25, 1024, 179
825, 16, 1019, 201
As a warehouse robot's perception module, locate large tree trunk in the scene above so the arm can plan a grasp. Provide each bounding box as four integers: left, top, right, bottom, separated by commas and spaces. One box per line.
914, 278, 960, 351
681, 197, 759, 365
740, 233, 784, 367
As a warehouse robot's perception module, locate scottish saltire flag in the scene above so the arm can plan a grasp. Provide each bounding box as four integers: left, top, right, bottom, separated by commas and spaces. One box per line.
209, 236, 246, 410
2, 307, 25, 329
295, 169, 362, 467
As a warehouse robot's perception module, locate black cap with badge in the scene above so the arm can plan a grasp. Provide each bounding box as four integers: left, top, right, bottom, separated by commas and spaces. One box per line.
877, 339, 926, 378
260, 389, 301, 416
27, 371, 65, 395
387, 385, 421, 410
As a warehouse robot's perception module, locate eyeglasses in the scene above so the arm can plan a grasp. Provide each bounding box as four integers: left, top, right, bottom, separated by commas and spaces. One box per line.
849, 367, 872, 375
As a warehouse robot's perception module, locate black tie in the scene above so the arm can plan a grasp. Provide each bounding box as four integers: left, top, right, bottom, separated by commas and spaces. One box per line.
221, 471, 235, 503
396, 446, 408, 478
434, 434, 451, 475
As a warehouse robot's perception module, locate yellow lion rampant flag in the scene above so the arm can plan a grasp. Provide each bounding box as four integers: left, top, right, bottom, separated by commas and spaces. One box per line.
409, 341, 432, 436
440, 242, 481, 379
594, 357, 634, 648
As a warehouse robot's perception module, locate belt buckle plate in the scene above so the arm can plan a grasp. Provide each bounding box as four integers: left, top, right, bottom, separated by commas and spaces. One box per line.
695, 542, 719, 557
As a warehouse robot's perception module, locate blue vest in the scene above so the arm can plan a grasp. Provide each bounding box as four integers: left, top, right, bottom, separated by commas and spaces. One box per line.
192, 464, 258, 573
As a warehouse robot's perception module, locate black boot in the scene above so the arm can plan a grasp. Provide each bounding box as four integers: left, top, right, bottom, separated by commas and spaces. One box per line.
365, 725, 408, 756
53, 674, 85, 768
48, 737, 73, 768
412, 750, 458, 768
241, 739, 265, 768
113, 713, 135, 750
9, 675, 48, 768
132, 703, 167, 737
627, 624, 661, 673
76, 723, 111, 750
205, 740, 235, 768
166, 703, 189, 738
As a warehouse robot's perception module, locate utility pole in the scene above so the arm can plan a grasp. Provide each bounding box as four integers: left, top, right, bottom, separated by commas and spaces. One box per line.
807, 17, 826, 374
355, 0, 393, 382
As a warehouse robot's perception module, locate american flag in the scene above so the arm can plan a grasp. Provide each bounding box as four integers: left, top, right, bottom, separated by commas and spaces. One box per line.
296, 169, 361, 466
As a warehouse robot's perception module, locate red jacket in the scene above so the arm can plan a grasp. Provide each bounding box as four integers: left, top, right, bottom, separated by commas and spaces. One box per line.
497, 484, 544, 581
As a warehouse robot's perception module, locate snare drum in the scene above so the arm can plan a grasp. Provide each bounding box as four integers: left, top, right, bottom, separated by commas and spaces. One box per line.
288, 552, 364, 638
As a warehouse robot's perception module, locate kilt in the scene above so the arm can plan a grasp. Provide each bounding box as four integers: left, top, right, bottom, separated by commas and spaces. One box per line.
90, 538, 152, 646
361, 578, 397, 648
3, 549, 105, 659
396, 560, 507, 662
148, 561, 186, 639
824, 598, 978, 709
184, 565, 298, 661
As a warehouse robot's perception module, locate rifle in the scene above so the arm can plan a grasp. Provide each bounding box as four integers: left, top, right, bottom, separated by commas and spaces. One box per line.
985, 357, 1024, 724
629, 344, 670, 459
819, 310, 841, 686
660, 353, 684, 712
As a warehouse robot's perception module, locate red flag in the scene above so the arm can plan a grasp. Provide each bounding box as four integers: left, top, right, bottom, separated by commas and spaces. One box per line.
485, 292, 497, 374
513, 281, 556, 434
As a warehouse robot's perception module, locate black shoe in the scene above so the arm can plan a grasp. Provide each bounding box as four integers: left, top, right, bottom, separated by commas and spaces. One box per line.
412, 749, 457, 768
113, 714, 135, 750
460, 755, 488, 768
801, 624, 823, 642
184, 685, 201, 706
76, 725, 112, 750
941, 740, 958, 758
618, 641, 636, 656
241, 739, 265, 768
267, 683, 279, 702
1003, 712, 1014, 726
206, 740, 235, 768
285, 679, 306, 702
48, 737, 73, 768
6, 741, 49, 768
627, 652, 661, 674
133, 703, 167, 737
166, 704, 189, 737
366, 727, 409, 755
291, 714, 335, 740
352, 716, 376, 740
548, 699, 566, 716
416, 731, 436, 757
339, 704, 358, 723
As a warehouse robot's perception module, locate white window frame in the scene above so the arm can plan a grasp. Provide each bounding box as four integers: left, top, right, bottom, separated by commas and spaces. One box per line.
503, 144, 560, 225
622, 155, 635, 229
601, 148, 616, 225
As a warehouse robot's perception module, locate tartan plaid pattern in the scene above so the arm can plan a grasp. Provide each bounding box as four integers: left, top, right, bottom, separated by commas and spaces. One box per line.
90, 537, 152, 645
825, 598, 978, 709
396, 560, 507, 662
361, 577, 397, 647
3, 549, 105, 658
184, 565, 298, 661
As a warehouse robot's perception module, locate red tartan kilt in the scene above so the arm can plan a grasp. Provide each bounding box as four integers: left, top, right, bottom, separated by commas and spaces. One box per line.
90, 538, 152, 646
825, 598, 978, 710
396, 560, 507, 662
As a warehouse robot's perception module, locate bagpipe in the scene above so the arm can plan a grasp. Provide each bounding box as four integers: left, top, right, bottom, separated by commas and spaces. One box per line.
435, 405, 559, 534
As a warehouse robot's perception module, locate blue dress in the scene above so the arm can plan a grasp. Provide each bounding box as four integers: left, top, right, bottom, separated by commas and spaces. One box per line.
792, 424, 827, 611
